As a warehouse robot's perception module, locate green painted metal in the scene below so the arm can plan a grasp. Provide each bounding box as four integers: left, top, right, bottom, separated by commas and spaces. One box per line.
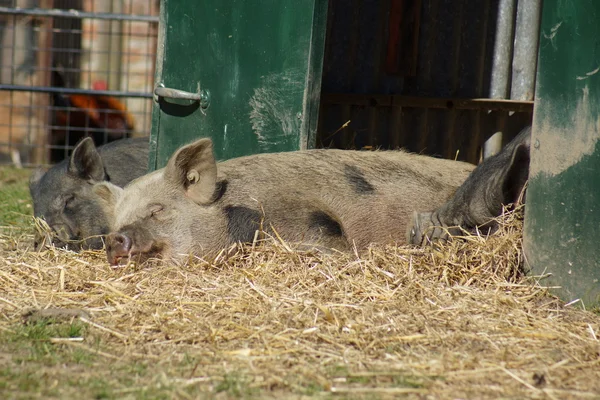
524, 0, 600, 307
149, 0, 329, 170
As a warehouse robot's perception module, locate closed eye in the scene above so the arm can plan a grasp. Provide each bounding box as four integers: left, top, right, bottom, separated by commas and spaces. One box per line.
64, 195, 75, 209
149, 204, 164, 218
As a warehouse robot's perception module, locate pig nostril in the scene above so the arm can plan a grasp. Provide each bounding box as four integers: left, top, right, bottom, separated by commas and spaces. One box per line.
112, 233, 132, 253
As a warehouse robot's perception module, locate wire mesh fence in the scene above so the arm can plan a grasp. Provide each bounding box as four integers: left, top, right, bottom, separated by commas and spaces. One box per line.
0, 0, 159, 166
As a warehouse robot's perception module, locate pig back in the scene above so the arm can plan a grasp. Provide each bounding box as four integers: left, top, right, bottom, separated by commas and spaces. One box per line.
96, 137, 149, 187
217, 149, 475, 248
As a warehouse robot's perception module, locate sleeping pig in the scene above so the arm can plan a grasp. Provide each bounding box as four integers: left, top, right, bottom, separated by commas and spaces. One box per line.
29, 136, 149, 250
93, 138, 475, 265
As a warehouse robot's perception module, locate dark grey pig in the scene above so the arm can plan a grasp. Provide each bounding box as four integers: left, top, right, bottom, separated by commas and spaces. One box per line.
29, 136, 149, 250
408, 126, 531, 246
93, 138, 475, 265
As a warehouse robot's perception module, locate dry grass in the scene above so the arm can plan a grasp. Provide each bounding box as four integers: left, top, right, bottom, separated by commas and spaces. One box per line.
1, 207, 600, 399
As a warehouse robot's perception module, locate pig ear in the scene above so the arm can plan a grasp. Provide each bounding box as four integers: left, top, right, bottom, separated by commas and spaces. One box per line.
29, 167, 46, 188
92, 182, 123, 211
68, 137, 106, 182
164, 138, 217, 205
500, 143, 530, 205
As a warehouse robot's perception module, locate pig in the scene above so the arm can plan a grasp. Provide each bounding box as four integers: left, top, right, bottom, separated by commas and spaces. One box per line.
93, 138, 476, 265
29, 136, 149, 250
407, 126, 531, 246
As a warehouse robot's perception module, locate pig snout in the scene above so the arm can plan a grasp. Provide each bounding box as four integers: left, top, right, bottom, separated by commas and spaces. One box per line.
34, 230, 52, 251
34, 222, 78, 250
106, 233, 132, 265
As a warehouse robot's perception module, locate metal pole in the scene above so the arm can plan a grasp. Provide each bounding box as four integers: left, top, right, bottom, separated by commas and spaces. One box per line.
483, 0, 516, 159
511, 0, 542, 100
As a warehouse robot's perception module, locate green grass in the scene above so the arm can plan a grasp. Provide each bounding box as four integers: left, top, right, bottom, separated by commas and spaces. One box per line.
327, 364, 434, 391
0, 316, 231, 399
0, 320, 94, 397
215, 372, 258, 398
0, 320, 180, 399
301, 382, 325, 396
0, 167, 33, 230
3, 320, 90, 364
0, 368, 52, 397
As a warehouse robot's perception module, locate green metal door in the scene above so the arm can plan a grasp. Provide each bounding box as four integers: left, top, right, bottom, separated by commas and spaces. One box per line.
149, 0, 329, 170
524, 0, 600, 307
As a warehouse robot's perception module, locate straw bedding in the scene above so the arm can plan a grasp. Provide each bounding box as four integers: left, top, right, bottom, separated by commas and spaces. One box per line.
1, 207, 599, 398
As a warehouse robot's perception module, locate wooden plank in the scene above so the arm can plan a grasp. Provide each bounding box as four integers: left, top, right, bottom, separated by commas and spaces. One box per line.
321, 93, 534, 112
32, 0, 54, 165
385, 0, 421, 76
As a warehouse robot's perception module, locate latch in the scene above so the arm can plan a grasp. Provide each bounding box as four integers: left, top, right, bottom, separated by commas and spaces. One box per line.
154, 83, 210, 109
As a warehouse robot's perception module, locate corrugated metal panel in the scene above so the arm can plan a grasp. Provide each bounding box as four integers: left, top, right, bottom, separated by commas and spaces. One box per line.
318, 0, 535, 164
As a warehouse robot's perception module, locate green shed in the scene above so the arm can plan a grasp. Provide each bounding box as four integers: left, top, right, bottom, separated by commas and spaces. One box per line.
524, 0, 600, 308
149, 0, 328, 169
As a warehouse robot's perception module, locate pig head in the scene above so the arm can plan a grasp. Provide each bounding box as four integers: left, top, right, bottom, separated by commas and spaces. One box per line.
408, 126, 531, 246
94, 138, 476, 266
29, 137, 148, 250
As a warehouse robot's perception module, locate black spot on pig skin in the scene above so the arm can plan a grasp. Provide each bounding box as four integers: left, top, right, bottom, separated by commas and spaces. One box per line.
344, 165, 375, 194
309, 211, 344, 237
224, 206, 263, 243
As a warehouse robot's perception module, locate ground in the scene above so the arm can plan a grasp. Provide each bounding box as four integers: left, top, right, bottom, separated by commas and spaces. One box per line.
1, 166, 599, 399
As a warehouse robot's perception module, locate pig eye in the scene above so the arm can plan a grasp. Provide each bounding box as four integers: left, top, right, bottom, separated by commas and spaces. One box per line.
149, 205, 164, 217
64, 195, 75, 209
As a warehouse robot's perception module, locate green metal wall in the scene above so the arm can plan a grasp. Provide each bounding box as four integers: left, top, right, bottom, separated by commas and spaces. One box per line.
525, 0, 600, 307
149, 0, 328, 169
